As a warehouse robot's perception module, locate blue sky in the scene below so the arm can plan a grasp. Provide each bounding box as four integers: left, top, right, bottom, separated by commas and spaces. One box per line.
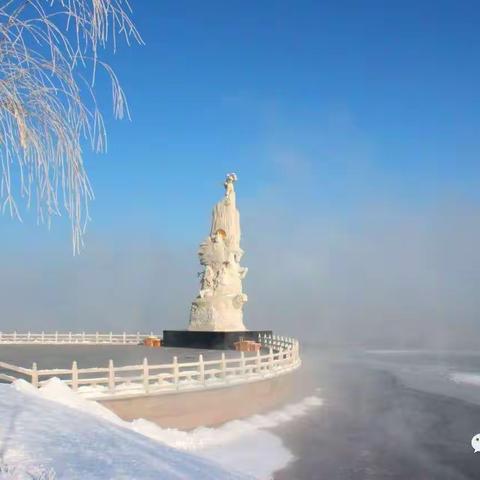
3, 0, 480, 248
1, 1, 480, 345
94, 0, 479, 241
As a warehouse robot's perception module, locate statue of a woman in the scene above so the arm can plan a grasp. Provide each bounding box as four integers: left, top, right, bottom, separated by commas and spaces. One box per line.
210, 173, 241, 250
189, 173, 247, 332
224, 172, 236, 203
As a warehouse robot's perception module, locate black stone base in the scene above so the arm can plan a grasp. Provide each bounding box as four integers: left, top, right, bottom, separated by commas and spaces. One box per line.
162, 330, 273, 350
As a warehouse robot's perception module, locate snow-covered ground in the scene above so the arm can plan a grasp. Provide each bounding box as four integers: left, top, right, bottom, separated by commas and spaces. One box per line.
0, 379, 322, 480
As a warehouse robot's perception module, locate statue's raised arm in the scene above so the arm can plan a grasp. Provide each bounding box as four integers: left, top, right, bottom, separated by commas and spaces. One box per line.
210, 172, 241, 251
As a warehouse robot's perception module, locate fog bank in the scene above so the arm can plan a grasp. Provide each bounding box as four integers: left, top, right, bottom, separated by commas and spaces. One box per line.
1, 197, 478, 349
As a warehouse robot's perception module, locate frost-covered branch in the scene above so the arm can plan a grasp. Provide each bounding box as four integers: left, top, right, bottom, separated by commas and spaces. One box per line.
0, 460, 56, 479
0, 0, 142, 253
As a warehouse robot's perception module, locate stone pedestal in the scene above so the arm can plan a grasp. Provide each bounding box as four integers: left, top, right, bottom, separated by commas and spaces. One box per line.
162, 330, 272, 350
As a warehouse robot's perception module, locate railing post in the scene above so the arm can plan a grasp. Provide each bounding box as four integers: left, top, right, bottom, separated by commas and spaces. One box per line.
95, 332, 99, 343
256, 349, 261, 375
108, 359, 115, 393
173, 356, 179, 390
240, 351, 246, 377
31, 362, 38, 388
123, 332, 126, 344
269, 347, 274, 372
143, 357, 149, 393
198, 354, 205, 386
136, 332, 140, 344
27, 331, 31, 342
72, 361, 78, 392
109, 331, 113, 343
221, 352, 227, 382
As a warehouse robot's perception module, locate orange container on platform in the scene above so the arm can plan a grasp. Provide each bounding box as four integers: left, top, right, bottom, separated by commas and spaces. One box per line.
234, 340, 261, 352
143, 336, 161, 347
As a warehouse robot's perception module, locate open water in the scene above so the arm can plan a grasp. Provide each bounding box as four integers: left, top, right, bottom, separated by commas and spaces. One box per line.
274, 347, 480, 479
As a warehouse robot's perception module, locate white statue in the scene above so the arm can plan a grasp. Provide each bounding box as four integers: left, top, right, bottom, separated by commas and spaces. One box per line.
189, 173, 248, 331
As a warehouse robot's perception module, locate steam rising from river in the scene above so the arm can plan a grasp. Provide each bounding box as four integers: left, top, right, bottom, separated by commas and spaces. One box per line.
1, 197, 479, 350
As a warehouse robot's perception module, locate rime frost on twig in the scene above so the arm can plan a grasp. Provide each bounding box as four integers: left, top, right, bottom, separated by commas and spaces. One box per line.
0, 0, 143, 253
0, 460, 56, 479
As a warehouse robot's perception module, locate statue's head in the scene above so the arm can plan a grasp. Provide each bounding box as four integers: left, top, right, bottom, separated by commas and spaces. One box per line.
225, 172, 237, 184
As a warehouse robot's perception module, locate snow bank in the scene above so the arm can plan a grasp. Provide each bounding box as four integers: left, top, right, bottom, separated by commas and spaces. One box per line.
0, 382, 249, 480
5, 379, 323, 479
129, 395, 323, 479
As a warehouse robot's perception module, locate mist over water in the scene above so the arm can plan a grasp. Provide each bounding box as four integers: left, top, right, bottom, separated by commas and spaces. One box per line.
1, 196, 479, 351
272, 347, 480, 480
1, 99, 479, 349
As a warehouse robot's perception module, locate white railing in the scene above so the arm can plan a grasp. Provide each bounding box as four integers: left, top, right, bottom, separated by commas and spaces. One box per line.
0, 331, 157, 345
0, 335, 301, 400
259, 334, 297, 351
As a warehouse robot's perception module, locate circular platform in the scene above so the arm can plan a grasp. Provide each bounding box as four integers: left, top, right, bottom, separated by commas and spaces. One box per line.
0, 344, 245, 370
